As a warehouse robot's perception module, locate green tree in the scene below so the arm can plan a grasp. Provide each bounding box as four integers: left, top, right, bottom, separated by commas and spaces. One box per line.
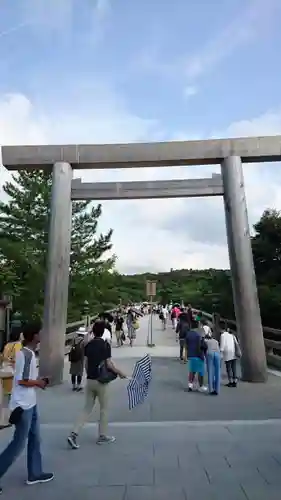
251, 209, 281, 327
0, 170, 114, 320
252, 209, 281, 284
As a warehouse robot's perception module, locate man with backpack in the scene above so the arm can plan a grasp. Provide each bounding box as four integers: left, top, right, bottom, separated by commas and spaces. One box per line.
69, 328, 85, 391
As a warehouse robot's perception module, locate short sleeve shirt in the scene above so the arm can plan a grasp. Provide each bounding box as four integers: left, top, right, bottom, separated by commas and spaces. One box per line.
102, 329, 112, 343
84, 338, 111, 380
186, 330, 203, 359
10, 347, 38, 411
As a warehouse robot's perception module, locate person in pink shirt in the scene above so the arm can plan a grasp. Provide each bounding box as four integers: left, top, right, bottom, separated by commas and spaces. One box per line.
171, 305, 180, 330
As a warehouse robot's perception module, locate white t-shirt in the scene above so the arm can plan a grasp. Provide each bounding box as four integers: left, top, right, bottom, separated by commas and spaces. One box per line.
102, 329, 111, 343
203, 325, 212, 337
162, 308, 168, 319
10, 347, 38, 411
220, 331, 236, 362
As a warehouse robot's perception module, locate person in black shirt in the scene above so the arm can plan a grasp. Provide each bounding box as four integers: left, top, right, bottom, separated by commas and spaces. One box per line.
178, 308, 189, 325
114, 314, 124, 347
176, 313, 190, 362
187, 304, 193, 329
68, 321, 126, 449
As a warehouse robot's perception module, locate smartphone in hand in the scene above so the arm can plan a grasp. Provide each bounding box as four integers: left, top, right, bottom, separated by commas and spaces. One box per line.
42, 377, 50, 386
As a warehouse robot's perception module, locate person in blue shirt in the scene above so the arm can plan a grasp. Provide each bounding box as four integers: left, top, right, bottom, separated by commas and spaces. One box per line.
186, 320, 208, 392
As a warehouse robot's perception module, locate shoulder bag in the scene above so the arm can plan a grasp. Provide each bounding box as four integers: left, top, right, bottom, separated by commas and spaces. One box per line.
97, 361, 117, 384
234, 336, 242, 359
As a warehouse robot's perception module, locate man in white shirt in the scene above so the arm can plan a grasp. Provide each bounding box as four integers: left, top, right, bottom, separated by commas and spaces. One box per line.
0, 322, 53, 494
220, 327, 238, 387
102, 328, 112, 344
84, 324, 111, 345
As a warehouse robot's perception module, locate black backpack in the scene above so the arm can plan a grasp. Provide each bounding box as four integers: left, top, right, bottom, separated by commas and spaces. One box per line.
69, 341, 83, 363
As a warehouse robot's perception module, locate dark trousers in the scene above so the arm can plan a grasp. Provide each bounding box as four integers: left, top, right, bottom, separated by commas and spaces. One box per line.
179, 339, 186, 360
71, 375, 82, 386
225, 359, 237, 382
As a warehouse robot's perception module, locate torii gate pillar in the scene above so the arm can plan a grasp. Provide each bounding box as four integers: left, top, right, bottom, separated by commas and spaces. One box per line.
222, 156, 267, 382
40, 162, 73, 384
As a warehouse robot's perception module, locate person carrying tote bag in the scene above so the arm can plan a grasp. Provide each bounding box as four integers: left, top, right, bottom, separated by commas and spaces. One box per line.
68, 320, 127, 450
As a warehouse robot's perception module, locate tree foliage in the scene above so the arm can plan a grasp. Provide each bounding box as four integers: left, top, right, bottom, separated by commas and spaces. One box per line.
252, 209, 281, 328
0, 170, 114, 321
109, 268, 234, 319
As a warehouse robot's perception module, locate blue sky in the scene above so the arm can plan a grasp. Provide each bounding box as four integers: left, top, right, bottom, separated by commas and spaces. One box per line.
1, 0, 281, 272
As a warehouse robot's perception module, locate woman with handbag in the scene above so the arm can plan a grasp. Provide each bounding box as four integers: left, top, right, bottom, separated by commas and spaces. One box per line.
68, 320, 127, 450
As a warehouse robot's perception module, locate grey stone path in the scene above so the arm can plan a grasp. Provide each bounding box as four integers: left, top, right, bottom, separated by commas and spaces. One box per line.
36, 316, 281, 424
110, 313, 179, 359
1, 316, 281, 498
37, 356, 281, 424
2, 423, 281, 499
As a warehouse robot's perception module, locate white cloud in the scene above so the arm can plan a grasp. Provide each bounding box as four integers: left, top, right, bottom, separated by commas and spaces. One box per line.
219, 110, 281, 138
1, 92, 281, 273
0, 94, 47, 197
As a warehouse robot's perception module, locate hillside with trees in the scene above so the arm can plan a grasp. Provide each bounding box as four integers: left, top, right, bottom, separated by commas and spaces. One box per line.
0, 169, 280, 329
112, 209, 281, 329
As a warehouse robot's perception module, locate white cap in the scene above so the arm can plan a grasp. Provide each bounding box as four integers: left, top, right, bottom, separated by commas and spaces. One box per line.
77, 326, 87, 335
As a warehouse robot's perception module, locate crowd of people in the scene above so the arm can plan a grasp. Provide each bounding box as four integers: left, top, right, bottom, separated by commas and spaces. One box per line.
0, 302, 242, 494
0, 306, 142, 494
158, 303, 242, 395
67, 308, 140, 392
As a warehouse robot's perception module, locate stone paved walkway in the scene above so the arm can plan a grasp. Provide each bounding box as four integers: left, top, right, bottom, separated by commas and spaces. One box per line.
2, 422, 281, 499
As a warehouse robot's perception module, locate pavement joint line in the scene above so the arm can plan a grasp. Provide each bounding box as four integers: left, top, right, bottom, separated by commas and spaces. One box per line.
27, 419, 281, 429
267, 368, 281, 378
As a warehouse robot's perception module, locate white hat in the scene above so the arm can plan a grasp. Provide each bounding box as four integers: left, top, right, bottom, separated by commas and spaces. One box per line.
77, 326, 87, 335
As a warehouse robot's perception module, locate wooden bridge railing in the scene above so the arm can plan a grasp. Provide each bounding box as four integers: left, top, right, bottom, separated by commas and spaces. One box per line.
36, 308, 117, 356
193, 308, 281, 370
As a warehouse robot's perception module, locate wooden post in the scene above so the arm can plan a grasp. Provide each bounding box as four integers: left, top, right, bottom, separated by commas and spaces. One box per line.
146, 281, 156, 347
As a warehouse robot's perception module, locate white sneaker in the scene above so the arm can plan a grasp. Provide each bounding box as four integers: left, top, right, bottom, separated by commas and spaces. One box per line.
188, 383, 193, 392
97, 435, 116, 445
198, 385, 208, 393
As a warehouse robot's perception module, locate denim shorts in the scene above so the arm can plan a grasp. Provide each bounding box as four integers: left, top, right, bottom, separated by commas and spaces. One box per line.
188, 357, 205, 376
